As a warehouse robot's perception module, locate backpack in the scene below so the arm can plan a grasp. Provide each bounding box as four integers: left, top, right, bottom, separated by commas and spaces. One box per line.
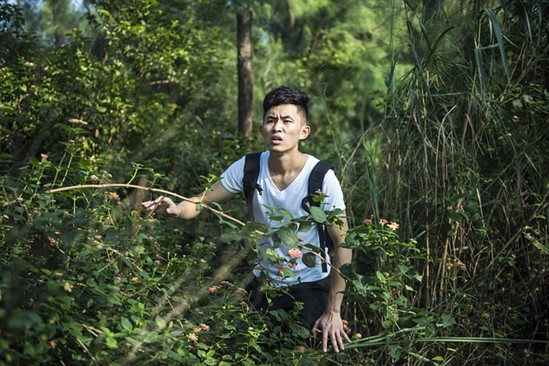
242, 152, 334, 272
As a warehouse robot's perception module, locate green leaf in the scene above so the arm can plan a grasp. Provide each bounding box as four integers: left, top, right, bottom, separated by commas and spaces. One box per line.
302, 252, 317, 267
245, 221, 268, 233
303, 243, 321, 253
375, 271, 386, 283
309, 206, 327, 223
441, 314, 456, 328
105, 336, 118, 349
398, 265, 410, 274
120, 317, 132, 331
289, 323, 310, 339
276, 227, 299, 247
277, 208, 294, 220
155, 316, 167, 330
219, 233, 243, 243
298, 221, 313, 233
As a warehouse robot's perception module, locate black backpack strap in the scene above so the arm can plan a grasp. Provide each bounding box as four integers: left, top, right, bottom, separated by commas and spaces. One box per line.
301, 160, 333, 272
243, 152, 263, 221
301, 160, 332, 212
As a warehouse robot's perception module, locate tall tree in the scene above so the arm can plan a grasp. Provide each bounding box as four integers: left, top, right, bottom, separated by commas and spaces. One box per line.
237, 9, 253, 141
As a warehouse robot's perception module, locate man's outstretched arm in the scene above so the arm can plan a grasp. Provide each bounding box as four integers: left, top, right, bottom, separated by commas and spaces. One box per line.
142, 181, 234, 220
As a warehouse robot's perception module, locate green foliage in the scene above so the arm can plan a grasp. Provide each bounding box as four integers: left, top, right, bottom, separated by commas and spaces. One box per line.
1, 0, 548, 365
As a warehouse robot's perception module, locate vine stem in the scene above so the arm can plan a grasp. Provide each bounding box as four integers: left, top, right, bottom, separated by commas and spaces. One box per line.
47, 183, 246, 227
47, 184, 341, 273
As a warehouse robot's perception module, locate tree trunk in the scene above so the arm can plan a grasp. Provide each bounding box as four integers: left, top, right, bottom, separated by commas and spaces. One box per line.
237, 9, 253, 141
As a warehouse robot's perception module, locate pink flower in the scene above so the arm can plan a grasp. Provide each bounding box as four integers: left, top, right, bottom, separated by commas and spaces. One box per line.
388, 222, 399, 231
186, 333, 198, 342
288, 249, 303, 259
208, 286, 218, 295
379, 219, 389, 225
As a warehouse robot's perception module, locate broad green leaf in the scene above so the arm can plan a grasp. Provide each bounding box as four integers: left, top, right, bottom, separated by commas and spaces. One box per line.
276, 227, 299, 247
298, 221, 313, 233
245, 221, 268, 233
309, 206, 327, 223
376, 271, 386, 283
441, 314, 456, 327
120, 317, 132, 331
105, 336, 118, 349
302, 252, 317, 267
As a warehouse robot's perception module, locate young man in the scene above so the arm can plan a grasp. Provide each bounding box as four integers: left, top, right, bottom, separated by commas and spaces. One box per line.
143, 86, 352, 352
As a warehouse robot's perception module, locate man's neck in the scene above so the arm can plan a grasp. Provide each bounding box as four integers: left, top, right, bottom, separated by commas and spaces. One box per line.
268, 150, 306, 176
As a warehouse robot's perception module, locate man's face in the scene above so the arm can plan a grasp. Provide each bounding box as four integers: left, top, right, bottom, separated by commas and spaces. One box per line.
260, 104, 310, 153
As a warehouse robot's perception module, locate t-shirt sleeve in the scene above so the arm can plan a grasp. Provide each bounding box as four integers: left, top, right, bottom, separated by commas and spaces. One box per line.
321, 169, 346, 211
220, 156, 246, 194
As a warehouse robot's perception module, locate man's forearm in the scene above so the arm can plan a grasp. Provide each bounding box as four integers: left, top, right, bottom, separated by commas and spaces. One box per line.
326, 246, 352, 312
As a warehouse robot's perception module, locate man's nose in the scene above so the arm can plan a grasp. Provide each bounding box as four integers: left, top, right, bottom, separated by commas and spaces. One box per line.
273, 119, 283, 131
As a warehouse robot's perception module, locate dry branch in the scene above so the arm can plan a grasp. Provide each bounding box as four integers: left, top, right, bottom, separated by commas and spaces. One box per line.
47, 183, 246, 227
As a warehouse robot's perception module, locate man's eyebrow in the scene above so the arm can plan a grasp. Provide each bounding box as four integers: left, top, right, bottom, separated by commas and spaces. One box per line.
264, 114, 294, 120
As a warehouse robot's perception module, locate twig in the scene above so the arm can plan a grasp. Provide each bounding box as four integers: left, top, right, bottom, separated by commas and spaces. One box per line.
47, 183, 246, 227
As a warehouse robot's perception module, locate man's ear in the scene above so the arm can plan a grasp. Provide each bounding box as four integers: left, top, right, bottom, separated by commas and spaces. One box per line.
300, 124, 311, 140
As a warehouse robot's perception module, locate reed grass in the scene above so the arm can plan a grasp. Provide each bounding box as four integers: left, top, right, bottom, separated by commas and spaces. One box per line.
338, 1, 548, 364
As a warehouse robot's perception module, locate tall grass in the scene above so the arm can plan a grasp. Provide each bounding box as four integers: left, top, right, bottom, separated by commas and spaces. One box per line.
341, 0, 548, 364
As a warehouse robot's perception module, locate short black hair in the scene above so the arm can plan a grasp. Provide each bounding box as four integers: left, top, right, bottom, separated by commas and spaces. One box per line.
262, 86, 309, 123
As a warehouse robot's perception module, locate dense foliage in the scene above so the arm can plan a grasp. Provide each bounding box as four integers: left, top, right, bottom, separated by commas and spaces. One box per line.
1, 0, 547, 365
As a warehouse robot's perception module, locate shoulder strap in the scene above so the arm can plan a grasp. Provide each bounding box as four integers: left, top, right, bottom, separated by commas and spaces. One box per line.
309, 160, 332, 207
243, 152, 263, 220
301, 160, 333, 273
302, 160, 332, 212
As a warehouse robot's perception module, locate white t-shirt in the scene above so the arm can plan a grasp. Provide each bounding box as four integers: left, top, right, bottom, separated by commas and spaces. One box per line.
220, 151, 346, 286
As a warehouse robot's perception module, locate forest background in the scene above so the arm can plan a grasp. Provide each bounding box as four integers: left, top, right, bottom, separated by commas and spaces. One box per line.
0, 0, 547, 365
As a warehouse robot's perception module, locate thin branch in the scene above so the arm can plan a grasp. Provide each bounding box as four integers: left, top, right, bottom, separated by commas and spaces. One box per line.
47, 183, 246, 227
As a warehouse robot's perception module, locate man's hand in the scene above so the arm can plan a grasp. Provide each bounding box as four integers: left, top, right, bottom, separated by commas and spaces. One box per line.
313, 310, 351, 353
142, 196, 180, 217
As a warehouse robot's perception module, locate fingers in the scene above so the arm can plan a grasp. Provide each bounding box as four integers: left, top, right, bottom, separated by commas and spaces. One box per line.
342, 330, 352, 343
142, 195, 165, 209
322, 326, 329, 352
314, 322, 350, 353
335, 330, 348, 352
142, 196, 178, 217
